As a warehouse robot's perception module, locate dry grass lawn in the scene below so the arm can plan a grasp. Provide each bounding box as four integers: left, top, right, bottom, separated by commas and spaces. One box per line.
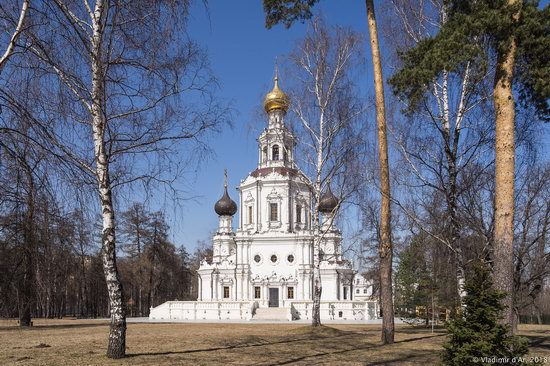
0, 319, 548, 365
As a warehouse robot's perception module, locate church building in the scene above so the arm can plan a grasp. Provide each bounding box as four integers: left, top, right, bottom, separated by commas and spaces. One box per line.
149, 73, 377, 321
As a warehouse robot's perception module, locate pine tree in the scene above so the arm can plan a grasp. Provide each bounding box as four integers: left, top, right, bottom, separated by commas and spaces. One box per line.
389, 0, 549, 328
442, 264, 528, 366
395, 238, 432, 320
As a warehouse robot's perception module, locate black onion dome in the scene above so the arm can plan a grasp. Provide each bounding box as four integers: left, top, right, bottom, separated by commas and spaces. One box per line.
318, 186, 339, 213
214, 186, 237, 216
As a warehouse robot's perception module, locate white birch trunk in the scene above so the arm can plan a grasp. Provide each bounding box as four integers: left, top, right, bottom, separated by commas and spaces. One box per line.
90, 0, 126, 358
311, 109, 325, 327
0, 0, 29, 74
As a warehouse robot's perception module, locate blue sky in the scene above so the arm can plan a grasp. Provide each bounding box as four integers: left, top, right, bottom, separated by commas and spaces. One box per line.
167, 0, 373, 250
165, 0, 550, 252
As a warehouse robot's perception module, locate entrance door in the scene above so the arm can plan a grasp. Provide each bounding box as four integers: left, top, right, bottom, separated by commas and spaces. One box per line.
268, 288, 279, 307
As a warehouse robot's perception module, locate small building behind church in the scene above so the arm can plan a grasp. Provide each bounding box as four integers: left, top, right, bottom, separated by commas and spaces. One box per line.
150, 73, 378, 321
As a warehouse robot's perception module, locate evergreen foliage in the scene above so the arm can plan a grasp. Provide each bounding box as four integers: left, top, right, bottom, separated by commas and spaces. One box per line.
395, 238, 432, 319
263, 0, 320, 29
442, 264, 529, 366
389, 0, 549, 121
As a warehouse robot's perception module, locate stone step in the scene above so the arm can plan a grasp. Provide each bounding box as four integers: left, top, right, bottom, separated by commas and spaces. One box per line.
252, 307, 288, 321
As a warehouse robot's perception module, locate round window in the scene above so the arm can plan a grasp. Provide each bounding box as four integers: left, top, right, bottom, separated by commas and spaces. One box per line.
287, 254, 295, 263
254, 254, 261, 263
270, 254, 278, 263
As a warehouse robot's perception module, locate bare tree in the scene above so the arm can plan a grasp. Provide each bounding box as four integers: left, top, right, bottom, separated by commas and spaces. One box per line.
512, 163, 550, 331
287, 17, 364, 326
0, 126, 39, 326
119, 203, 150, 317
6, 0, 226, 358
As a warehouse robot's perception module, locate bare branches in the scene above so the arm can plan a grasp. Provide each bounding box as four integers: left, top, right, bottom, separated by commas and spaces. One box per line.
0, 0, 29, 74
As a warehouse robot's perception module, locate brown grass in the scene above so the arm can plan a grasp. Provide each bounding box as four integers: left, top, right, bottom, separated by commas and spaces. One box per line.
0, 319, 548, 365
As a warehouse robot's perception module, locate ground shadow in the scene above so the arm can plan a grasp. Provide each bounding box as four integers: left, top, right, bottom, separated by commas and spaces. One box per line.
525, 335, 550, 350
127, 328, 356, 358
266, 334, 445, 365
0, 323, 107, 332
126, 326, 446, 366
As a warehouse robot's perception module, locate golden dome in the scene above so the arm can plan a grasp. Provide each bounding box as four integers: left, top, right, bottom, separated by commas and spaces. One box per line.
263, 74, 289, 113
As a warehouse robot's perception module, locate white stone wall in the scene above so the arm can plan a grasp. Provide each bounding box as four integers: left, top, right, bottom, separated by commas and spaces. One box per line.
239, 177, 311, 235
148, 300, 379, 321
289, 301, 379, 321
149, 301, 256, 321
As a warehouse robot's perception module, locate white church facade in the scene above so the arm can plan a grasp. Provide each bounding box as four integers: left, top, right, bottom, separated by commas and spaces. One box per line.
149, 74, 378, 321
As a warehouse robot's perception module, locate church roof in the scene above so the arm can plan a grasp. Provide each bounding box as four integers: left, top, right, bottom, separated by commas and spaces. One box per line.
318, 185, 339, 213
214, 186, 237, 216
250, 167, 299, 178
263, 72, 289, 114
214, 170, 237, 216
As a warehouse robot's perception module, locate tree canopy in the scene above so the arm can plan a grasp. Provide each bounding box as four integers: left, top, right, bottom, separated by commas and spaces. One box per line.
264, 0, 320, 29
389, 0, 549, 121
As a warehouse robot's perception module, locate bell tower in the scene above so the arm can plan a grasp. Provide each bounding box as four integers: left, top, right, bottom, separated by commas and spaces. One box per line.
258, 68, 296, 170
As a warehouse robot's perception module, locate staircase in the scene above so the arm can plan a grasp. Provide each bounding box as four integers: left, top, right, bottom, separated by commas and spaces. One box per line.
252, 307, 289, 321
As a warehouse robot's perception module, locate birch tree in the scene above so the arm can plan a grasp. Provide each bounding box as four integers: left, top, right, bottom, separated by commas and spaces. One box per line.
386, 0, 494, 308
287, 17, 364, 326
16, 0, 225, 358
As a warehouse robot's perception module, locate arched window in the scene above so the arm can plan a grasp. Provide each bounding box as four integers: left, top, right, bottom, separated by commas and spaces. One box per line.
284, 145, 289, 161
272, 145, 279, 160
262, 146, 267, 162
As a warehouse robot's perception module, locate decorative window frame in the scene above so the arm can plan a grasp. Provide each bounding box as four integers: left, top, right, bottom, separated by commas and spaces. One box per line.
220, 276, 234, 286
267, 188, 283, 229
244, 192, 255, 228
262, 146, 268, 163
294, 192, 308, 230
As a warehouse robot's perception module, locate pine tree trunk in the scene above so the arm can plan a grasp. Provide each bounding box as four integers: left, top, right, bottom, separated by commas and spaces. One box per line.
492, 0, 519, 332
91, 0, 126, 358
366, 0, 394, 344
